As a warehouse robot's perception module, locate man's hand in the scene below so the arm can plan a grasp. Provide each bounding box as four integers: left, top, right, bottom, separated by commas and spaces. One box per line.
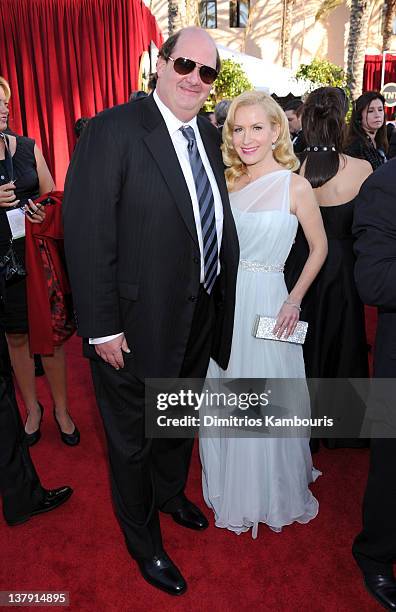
94, 333, 131, 369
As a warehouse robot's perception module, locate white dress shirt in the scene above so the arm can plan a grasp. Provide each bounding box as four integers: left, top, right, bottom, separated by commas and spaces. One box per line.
90, 91, 224, 345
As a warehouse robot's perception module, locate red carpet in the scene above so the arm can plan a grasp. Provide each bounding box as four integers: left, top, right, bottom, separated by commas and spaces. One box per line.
0, 336, 381, 611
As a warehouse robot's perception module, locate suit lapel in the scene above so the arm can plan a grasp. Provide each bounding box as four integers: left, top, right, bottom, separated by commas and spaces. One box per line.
141, 98, 234, 256
142, 98, 199, 246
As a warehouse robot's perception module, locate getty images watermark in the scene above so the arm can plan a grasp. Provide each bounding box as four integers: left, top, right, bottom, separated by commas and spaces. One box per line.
155, 388, 334, 430
145, 377, 396, 438
144, 378, 349, 438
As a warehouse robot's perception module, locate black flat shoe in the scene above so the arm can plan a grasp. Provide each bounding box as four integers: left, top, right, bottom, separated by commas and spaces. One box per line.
137, 552, 187, 596
53, 409, 80, 446
24, 402, 44, 447
364, 574, 396, 610
6, 486, 73, 526
170, 500, 209, 531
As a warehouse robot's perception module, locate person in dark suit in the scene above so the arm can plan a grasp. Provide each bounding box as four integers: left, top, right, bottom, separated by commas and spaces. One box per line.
63, 27, 239, 596
284, 98, 306, 154
352, 159, 396, 610
0, 305, 72, 525
387, 114, 396, 159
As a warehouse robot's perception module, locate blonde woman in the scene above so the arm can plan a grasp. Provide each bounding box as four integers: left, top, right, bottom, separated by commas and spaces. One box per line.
199, 91, 327, 536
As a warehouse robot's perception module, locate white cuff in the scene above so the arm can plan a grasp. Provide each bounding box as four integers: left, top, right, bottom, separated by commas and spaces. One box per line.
89, 333, 123, 345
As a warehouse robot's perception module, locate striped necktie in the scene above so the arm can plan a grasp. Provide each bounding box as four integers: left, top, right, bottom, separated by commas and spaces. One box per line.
180, 125, 218, 294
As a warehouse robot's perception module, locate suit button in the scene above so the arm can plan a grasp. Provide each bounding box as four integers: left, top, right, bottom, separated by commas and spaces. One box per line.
193, 256, 200, 264
188, 295, 197, 302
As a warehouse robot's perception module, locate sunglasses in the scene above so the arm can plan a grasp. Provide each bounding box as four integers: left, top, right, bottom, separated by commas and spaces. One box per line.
168, 56, 218, 85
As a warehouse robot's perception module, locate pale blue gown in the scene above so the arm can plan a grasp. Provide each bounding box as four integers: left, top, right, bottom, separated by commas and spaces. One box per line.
199, 170, 320, 538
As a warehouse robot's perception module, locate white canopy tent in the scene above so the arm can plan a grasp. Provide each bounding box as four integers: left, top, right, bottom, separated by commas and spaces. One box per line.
216, 44, 311, 97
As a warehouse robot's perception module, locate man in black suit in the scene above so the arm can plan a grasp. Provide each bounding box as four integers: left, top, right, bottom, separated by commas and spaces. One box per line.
63, 27, 239, 595
0, 329, 72, 526
352, 159, 396, 610
284, 98, 306, 154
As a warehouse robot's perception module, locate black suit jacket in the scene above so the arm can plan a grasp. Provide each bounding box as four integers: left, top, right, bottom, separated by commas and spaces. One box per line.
63, 95, 239, 380
353, 159, 396, 377
292, 130, 306, 155
387, 123, 396, 160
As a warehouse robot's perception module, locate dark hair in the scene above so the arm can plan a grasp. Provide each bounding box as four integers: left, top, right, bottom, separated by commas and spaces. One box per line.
147, 72, 157, 92
284, 98, 304, 116
129, 90, 148, 102
334, 86, 349, 117
214, 99, 231, 126
346, 91, 388, 153
301, 87, 346, 188
74, 117, 90, 139
158, 29, 221, 73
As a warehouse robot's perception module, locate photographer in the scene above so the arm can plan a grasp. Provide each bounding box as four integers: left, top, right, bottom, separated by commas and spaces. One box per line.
0, 76, 79, 448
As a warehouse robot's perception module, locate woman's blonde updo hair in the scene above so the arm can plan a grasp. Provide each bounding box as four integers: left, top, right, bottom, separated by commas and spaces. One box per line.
222, 90, 299, 190
0, 76, 11, 102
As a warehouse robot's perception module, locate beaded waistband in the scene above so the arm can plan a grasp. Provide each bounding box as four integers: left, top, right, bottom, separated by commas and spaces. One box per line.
239, 260, 284, 273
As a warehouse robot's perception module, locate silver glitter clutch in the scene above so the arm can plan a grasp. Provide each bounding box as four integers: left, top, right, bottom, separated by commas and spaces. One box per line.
252, 315, 308, 344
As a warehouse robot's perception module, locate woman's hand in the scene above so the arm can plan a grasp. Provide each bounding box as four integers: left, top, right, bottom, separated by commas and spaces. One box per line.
273, 300, 300, 339
0, 181, 19, 208
24, 199, 46, 224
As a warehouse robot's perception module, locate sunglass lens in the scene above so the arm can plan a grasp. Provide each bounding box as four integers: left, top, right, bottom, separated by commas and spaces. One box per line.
173, 57, 196, 75
199, 66, 218, 84
172, 57, 218, 84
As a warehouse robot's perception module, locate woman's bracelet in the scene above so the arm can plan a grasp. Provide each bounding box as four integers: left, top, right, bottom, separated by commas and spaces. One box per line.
284, 299, 301, 312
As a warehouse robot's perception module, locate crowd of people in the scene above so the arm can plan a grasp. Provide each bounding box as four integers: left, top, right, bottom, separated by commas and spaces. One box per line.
1, 26, 395, 610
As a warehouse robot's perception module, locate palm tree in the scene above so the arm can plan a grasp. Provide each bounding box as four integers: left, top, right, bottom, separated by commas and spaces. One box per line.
185, 0, 199, 26
315, 0, 344, 22
346, 0, 371, 98
168, 0, 180, 34
316, 0, 372, 98
280, 0, 294, 68
168, 0, 199, 33
383, 0, 396, 51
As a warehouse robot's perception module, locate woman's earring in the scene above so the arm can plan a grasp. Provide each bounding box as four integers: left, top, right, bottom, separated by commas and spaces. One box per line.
272, 142, 276, 150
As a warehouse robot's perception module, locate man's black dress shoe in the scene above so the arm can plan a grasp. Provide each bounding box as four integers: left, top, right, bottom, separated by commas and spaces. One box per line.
53, 409, 80, 446
136, 552, 187, 595
24, 402, 44, 447
363, 574, 396, 610
6, 486, 73, 526
170, 500, 209, 531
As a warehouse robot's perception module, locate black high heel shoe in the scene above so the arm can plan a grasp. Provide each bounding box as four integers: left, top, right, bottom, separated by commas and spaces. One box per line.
53, 409, 80, 446
24, 402, 44, 447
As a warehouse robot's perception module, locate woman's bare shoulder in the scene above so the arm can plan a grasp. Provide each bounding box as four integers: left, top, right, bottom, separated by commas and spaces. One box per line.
290, 172, 313, 196
343, 154, 372, 175
340, 155, 372, 186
